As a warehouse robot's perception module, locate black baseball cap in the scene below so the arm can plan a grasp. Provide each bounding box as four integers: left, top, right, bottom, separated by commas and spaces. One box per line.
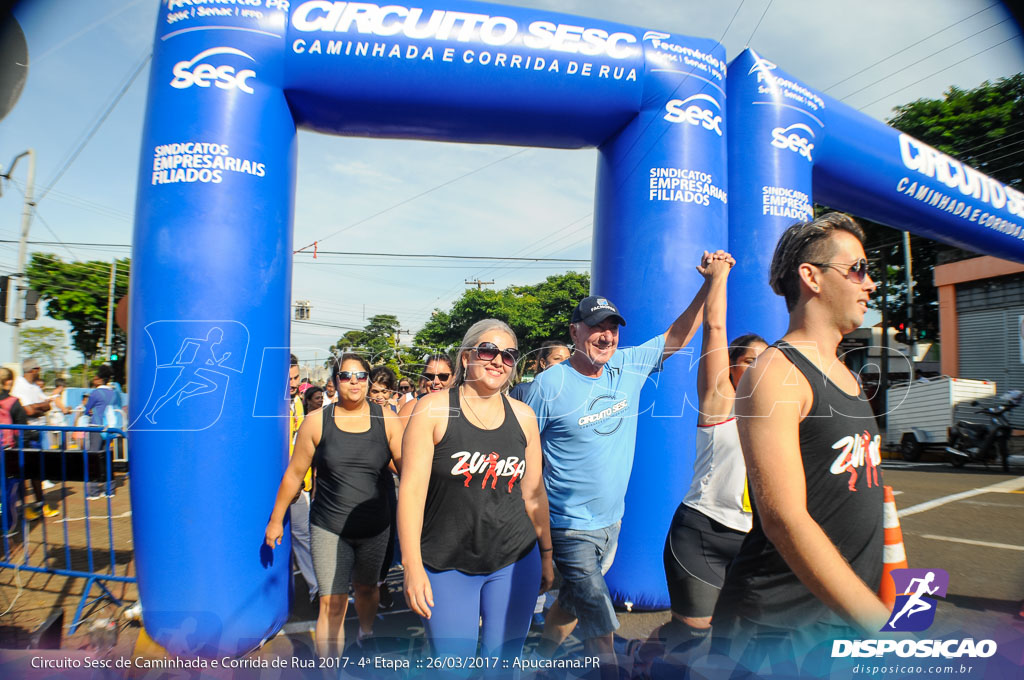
571, 296, 626, 327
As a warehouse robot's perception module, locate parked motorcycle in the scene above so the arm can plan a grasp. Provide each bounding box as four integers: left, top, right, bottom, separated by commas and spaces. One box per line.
945, 389, 1023, 472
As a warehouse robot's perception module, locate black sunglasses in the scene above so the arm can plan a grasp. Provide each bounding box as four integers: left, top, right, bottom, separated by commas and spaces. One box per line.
807, 258, 870, 283
474, 342, 520, 368
423, 372, 451, 382
337, 371, 368, 382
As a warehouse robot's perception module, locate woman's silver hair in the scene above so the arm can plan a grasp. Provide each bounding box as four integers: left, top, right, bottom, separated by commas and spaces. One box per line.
454, 318, 518, 387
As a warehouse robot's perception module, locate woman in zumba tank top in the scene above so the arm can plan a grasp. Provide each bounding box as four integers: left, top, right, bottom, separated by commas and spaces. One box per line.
659, 251, 767, 657
399, 319, 554, 675
265, 354, 404, 659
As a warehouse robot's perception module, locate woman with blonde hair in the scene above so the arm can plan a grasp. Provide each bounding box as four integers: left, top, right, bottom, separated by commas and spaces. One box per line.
399, 319, 553, 673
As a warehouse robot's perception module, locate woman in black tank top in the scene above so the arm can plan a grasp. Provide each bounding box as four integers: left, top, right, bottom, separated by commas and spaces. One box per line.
265, 354, 403, 659
399, 319, 554, 671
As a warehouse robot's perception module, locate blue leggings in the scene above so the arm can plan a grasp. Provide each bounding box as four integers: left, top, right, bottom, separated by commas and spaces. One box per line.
424, 545, 540, 671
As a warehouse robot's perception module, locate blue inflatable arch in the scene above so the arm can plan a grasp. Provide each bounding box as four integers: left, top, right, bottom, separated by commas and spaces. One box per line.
130, 0, 1024, 657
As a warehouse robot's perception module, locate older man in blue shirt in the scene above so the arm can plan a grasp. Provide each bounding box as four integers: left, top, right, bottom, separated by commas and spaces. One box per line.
526, 264, 718, 670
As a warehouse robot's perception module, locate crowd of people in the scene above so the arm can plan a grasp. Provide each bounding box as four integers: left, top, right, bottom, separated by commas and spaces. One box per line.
264, 212, 888, 676
1, 361, 125, 534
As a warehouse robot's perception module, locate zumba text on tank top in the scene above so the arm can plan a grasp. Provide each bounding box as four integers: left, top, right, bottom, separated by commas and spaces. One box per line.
420, 389, 537, 574
714, 340, 884, 630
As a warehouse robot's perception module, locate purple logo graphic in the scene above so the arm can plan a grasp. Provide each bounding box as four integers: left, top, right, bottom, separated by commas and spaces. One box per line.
883, 568, 950, 632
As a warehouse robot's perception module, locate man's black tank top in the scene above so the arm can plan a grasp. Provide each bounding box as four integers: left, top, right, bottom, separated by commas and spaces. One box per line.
420, 388, 537, 574
714, 340, 884, 630
309, 402, 391, 539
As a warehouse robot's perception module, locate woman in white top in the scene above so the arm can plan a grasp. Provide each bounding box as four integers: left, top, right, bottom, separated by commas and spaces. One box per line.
660, 251, 767, 656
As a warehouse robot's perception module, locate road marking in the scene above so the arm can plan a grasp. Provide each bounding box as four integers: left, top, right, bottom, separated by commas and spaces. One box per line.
898, 476, 1024, 517
920, 534, 1024, 552
959, 499, 1022, 508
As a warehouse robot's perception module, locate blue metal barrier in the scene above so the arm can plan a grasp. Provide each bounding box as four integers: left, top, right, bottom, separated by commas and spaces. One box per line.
0, 424, 134, 633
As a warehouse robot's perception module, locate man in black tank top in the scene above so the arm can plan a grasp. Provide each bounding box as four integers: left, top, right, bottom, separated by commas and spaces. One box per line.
712, 214, 889, 670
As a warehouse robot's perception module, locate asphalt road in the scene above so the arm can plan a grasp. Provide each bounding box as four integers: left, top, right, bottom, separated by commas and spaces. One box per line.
271, 459, 1024, 664
878, 460, 1024, 642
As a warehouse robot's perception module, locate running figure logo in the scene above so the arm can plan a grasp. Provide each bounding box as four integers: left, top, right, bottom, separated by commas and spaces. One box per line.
134, 321, 248, 431
883, 568, 950, 632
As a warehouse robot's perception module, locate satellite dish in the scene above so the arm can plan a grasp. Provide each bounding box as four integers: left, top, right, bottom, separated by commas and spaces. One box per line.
0, 14, 28, 123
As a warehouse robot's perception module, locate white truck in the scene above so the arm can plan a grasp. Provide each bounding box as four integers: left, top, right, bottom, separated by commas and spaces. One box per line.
885, 376, 996, 461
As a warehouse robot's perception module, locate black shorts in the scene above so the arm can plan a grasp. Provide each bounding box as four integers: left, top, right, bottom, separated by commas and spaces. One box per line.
663, 504, 746, 618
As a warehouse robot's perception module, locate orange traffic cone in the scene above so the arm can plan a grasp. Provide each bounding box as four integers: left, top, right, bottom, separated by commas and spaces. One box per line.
878, 485, 909, 608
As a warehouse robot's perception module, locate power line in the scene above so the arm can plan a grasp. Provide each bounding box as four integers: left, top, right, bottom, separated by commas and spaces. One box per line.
296, 250, 588, 262
717, 0, 747, 43
0, 239, 589, 263
857, 34, 1022, 111
293, 319, 363, 331
822, 2, 1002, 92
839, 17, 1013, 102
38, 51, 152, 204
296, 261, 579, 270
743, 0, 773, 45
294, 148, 531, 253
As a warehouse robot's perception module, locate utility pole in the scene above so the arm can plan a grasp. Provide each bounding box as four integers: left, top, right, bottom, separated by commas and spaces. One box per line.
392, 328, 412, 347
2, 149, 36, 362
465, 279, 494, 290
879, 246, 889, 429
104, 259, 117, 359
902, 232, 914, 365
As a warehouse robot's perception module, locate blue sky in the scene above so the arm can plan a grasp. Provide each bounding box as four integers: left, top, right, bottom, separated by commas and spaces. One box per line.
1, 0, 1022, 369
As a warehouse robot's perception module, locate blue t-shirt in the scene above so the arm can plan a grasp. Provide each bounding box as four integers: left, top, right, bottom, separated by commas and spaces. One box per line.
508, 380, 534, 402
524, 333, 666, 530
85, 385, 120, 427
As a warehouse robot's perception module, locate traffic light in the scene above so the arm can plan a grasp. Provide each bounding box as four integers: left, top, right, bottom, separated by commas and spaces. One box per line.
110, 353, 119, 361
0, 276, 7, 323
894, 322, 908, 345
24, 289, 39, 321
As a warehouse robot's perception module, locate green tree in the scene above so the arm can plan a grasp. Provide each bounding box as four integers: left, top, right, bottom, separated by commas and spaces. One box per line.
25, 254, 128, 366
329, 314, 407, 376
414, 271, 590, 369
363, 314, 401, 360
861, 75, 1024, 341
19, 326, 69, 372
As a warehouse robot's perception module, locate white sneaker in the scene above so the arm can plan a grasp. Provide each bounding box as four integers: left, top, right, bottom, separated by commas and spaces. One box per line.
41, 480, 56, 490
123, 602, 142, 622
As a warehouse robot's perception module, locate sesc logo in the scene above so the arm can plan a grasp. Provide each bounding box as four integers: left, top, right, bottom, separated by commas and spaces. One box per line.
664, 94, 723, 136
170, 47, 256, 94
770, 123, 815, 161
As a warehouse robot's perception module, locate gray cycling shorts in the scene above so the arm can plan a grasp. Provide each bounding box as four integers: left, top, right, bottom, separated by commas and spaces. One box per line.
310, 523, 389, 595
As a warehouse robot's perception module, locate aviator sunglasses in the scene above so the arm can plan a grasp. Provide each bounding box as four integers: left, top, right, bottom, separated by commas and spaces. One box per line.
474, 342, 521, 368
337, 371, 369, 382
423, 372, 451, 382
807, 257, 870, 283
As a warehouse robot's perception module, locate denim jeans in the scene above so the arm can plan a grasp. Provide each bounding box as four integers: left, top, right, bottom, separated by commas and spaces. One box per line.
550, 521, 621, 640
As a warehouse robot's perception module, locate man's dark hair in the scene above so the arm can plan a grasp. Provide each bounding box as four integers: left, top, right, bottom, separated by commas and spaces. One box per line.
769, 212, 866, 312
54, 378, 67, 388
97, 364, 115, 382
290, 353, 299, 367
369, 366, 396, 390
